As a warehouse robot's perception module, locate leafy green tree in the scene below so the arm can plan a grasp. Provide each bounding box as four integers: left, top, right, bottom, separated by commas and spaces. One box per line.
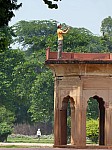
29, 70, 54, 123
87, 98, 99, 120
12, 20, 57, 53
86, 119, 99, 144
101, 16, 112, 36
0, 106, 15, 142
63, 27, 106, 53
0, 26, 14, 51
64, 27, 92, 52
86, 98, 99, 144
0, 0, 22, 27
13, 20, 107, 54
100, 16, 112, 52
0, 49, 25, 113
13, 52, 44, 123
0, 0, 60, 27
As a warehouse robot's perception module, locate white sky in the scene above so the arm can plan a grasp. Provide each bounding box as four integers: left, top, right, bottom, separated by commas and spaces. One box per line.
9, 0, 112, 35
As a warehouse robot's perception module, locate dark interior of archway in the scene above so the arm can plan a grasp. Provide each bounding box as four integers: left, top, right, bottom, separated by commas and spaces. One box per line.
60, 96, 74, 145
93, 96, 105, 145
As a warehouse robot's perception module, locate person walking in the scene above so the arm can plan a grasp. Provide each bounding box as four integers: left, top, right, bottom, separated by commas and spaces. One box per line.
57, 24, 69, 59
37, 128, 41, 140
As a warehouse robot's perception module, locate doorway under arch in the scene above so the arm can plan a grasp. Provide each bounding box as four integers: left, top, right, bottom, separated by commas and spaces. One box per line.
86, 95, 105, 145
60, 95, 75, 145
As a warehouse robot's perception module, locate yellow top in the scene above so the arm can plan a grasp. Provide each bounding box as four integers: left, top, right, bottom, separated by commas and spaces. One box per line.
57, 29, 64, 40
57, 28, 69, 40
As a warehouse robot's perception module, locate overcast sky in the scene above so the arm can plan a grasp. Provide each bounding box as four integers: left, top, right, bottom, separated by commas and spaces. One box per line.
9, 0, 112, 35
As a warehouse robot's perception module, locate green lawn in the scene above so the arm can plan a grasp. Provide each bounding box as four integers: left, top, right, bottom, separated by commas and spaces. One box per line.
0, 134, 96, 148
7, 134, 94, 144
7, 134, 54, 143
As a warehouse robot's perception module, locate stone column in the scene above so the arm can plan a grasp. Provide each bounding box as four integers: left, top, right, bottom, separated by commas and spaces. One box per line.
80, 108, 86, 146
54, 108, 60, 145
105, 103, 112, 146
54, 78, 60, 146
54, 108, 67, 145
54, 77, 68, 146
72, 107, 86, 146
60, 109, 67, 145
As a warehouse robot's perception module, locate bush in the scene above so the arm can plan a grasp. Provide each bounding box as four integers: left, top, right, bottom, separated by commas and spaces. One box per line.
0, 106, 15, 142
0, 122, 13, 142
86, 119, 99, 143
67, 116, 71, 143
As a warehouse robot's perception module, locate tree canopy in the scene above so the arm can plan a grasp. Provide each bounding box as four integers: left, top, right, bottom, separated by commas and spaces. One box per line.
0, 16, 112, 138
100, 16, 112, 52
101, 16, 112, 36
0, 0, 60, 28
0, 0, 22, 27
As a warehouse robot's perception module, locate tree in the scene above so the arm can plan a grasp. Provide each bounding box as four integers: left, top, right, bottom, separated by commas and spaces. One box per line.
0, 49, 25, 113
28, 70, 54, 123
0, 26, 14, 51
87, 97, 99, 120
100, 16, 112, 52
0, 0, 22, 49
13, 20, 107, 54
86, 98, 99, 144
0, 0, 60, 28
12, 20, 57, 53
0, 106, 15, 142
13, 52, 44, 123
100, 16, 112, 36
0, 0, 22, 27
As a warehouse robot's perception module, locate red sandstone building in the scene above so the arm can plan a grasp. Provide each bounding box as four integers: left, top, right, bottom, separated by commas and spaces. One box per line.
45, 48, 112, 148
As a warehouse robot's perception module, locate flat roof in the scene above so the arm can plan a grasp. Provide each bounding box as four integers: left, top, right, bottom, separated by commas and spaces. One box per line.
45, 48, 112, 64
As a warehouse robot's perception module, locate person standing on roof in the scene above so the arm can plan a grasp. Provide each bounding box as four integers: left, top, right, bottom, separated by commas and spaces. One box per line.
57, 24, 69, 59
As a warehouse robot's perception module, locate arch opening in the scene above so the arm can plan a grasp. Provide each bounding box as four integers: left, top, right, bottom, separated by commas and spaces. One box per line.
86, 95, 105, 145
60, 95, 75, 145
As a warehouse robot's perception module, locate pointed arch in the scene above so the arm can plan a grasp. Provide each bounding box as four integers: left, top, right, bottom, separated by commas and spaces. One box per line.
86, 95, 105, 145
60, 95, 75, 145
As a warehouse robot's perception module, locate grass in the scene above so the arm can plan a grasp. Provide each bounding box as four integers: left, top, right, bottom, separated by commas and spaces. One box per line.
0, 145, 39, 148
7, 134, 54, 143
0, 134, 54, 148
3, 134, 95, 144
0, 134, 96, 148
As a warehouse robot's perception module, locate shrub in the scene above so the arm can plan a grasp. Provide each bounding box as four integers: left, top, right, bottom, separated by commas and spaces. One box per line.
86, 119, 99, 143
0, 106, 15, 142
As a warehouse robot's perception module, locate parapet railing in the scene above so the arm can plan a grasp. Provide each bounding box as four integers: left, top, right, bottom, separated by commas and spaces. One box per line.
46, 47, 112, 61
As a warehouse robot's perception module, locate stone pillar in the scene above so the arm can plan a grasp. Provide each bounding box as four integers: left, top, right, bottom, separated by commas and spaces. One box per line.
72, 107, 86, 146
54, 108, 67, 145
81, 108, 86, 146
60, 109, 67, 145
54, 108, 60, 145
105, 104, 112, 146
54, 77, 68, 146
54, 78, 60, 146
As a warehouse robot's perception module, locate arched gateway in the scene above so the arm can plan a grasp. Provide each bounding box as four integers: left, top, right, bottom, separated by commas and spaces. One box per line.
45, 48, 112, 147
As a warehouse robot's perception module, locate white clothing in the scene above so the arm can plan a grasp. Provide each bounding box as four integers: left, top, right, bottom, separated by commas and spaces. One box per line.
37, 130, 41, 136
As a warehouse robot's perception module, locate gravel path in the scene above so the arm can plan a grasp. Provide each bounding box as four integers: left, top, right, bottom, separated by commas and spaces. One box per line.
0, 143, 111, 150
0, 148, 110, 150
